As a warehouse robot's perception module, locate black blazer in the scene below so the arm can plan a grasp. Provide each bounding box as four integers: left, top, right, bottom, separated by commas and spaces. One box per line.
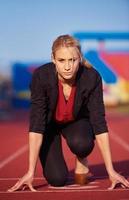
29, 62, 108, 135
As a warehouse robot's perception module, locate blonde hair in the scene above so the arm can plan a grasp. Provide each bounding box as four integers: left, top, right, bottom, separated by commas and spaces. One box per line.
52, 34, 92, 68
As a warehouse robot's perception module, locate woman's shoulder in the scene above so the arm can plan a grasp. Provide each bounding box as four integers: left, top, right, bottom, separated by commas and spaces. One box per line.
33, 62, 55, 75
82, 65, 101, 80
31, 62, 55, 86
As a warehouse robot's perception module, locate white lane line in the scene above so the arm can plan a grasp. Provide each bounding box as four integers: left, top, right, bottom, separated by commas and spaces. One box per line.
109, 128, 129, 152
48, 185, 99, 189
0, 145, 28, 169
1, 188, 129, 193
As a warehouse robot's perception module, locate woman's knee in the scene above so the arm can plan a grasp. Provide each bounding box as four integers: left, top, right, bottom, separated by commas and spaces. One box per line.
43, 172, 68, 187
69, 138, 95, 157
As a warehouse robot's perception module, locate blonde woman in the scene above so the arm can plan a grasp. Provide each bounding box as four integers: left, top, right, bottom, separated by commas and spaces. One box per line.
8, 35, 129, 192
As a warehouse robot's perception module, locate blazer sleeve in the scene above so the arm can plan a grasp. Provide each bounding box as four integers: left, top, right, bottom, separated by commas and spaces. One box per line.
87, 73, 108, 135
29, 69, 47, 134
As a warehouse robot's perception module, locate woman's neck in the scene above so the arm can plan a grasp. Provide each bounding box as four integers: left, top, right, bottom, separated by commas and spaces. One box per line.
58, 74, 76, 86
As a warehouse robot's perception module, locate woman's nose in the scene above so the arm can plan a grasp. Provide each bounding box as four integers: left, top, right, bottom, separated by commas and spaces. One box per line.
64, 61, 71, 70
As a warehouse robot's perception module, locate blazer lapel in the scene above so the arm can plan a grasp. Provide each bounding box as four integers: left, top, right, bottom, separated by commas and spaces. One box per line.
47, 64, 58, 112
47, 63, 86, 119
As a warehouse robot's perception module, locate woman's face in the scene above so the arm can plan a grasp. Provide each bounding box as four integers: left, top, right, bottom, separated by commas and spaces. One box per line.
52, 47, 80, 82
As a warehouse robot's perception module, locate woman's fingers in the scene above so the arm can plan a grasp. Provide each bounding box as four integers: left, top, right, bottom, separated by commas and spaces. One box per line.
108, 170, 129, 190
7, 172, 36, 192
108, 181, 129, 190
7, 180, 37, 192
28, 183, 37, 192
21, 183, 37, 192
116, 175, 129, 189
7, 180, 22, 192
22, 185, 27, 191
108, 175, 129, 190
7, 176, 36, 192
121, 184, 126, 189
121, 178, 129, 188
108, 181, 117, 190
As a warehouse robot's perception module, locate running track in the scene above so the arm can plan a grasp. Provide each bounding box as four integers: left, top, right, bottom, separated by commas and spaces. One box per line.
0, 107, 129, 200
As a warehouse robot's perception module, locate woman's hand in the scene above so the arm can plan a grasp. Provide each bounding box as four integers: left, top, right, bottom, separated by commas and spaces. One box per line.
7, 171, 36, 192
108, 170, 129, 190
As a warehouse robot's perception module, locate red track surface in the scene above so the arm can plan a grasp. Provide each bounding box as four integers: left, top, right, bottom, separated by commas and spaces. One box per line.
0, 108, 129, 200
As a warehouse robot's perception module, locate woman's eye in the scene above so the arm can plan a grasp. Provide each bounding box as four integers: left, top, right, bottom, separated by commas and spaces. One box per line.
57, 58, 77, 63
68, 59, 75, 62
58, 59, 65, 62
71, 59, 77, 62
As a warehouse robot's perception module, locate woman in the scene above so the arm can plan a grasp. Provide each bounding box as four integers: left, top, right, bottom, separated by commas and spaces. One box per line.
8, 35, 129, 192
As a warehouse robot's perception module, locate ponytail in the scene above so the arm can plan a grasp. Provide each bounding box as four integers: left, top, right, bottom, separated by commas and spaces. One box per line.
81, 57, 92, 68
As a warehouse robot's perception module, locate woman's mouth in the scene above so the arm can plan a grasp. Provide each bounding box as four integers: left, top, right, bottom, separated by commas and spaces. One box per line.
63, 73, 72, 75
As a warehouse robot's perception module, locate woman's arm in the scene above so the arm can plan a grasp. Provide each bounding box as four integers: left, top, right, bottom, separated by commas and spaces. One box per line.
95, 132, 114, 173
8, 132, 43, 192
8, 68, 47, 192
28, 132, 43, 174
96, 132, 129, 189
87, 71, 129, 189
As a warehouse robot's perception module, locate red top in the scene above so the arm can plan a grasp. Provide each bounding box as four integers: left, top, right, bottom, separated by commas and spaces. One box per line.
55, 80, 76, 124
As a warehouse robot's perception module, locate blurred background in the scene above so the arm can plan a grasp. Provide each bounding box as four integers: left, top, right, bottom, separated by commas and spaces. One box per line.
0, 0, 129, 120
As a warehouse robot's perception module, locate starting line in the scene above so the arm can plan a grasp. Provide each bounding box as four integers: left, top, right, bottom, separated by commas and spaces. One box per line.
1, 178, 129, 193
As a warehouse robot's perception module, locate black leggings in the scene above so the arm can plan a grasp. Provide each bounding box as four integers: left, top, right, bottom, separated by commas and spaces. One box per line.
39, 118, 95, 187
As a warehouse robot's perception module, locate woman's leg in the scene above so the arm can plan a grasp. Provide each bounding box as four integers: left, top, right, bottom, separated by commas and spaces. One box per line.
61, 119, 95, 158
39, 123, 68, 186
75, 157, 89, 174
61, 119, 94, 184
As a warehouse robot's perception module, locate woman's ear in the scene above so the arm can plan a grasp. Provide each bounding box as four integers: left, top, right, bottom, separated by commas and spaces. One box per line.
51, 53, 55, 64
79, 52, 83, 62
80, 56, 82, 63
78, 52, 82, 63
